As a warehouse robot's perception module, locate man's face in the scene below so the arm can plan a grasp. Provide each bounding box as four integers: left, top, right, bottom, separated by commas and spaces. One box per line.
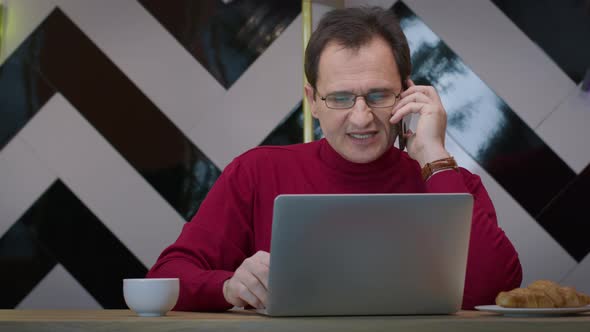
305, 37, 403, 164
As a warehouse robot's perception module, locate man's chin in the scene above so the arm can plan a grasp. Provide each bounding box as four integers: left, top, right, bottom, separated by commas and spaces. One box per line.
342, 148, 383, 164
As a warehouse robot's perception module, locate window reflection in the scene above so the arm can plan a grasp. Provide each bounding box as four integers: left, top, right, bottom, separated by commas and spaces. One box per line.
393, 2, 575, 218
396, 4, 507, 163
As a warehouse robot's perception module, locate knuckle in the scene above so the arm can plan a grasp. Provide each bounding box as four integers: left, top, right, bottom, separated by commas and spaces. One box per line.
234, 267, 246, 279
256, 251, 269, 259
251, 264, 261, 272
243, 275, 257, 288
242, 258, 253, 269
230, 273, 240, 283
238, 286, 249, 298
251, 281, 265, 293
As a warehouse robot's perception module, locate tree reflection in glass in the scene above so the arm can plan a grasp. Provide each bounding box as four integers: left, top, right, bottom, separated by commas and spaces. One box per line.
393, 2, 574, 217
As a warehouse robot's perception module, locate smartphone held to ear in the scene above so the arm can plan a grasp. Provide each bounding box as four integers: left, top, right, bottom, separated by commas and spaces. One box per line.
398, 114, 412, 151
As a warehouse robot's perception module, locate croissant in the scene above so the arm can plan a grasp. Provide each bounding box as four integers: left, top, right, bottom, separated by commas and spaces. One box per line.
496, 280, 590, 308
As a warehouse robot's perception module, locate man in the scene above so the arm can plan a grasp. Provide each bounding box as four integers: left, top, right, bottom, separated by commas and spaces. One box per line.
147, 7, 522, 311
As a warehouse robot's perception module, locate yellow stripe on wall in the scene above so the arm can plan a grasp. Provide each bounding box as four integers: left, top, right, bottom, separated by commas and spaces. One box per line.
302, 0, 313, 143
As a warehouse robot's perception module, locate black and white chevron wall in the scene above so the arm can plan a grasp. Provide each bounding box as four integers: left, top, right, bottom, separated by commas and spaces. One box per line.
0, 0, 589, 309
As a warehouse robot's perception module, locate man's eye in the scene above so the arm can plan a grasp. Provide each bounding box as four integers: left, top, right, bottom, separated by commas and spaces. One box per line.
330, 94, 353, 102
367, 93, 386, 102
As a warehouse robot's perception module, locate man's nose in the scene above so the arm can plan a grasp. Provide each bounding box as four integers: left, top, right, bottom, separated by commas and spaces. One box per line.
348, 96, 374, 126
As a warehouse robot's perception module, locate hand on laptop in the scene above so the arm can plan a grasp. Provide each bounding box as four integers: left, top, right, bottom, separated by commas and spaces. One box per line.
222, 250, 269, 309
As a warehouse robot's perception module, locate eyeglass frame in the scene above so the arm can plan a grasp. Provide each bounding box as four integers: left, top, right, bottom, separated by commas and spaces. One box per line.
316, 89, 402, 110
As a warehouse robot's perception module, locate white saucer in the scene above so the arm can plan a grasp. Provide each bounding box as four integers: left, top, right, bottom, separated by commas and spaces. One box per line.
475, 305, 590, 317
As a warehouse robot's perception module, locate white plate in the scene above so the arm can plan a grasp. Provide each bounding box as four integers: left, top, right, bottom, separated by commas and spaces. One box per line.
475, 305, 590, 316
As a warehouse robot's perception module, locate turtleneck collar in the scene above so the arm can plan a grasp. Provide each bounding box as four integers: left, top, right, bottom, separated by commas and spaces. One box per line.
318, 138, 401, 176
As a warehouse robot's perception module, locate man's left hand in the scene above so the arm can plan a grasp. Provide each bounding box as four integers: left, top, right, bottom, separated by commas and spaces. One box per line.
389, 79, 450, 167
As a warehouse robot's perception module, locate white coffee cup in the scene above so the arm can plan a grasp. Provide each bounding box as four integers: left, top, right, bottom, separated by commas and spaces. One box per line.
123, 278, 179, 317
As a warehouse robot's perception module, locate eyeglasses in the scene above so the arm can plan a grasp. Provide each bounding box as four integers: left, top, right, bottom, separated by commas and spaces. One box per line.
317, 90, 401, 109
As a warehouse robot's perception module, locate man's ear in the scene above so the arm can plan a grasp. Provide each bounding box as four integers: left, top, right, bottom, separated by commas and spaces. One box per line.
304, 83, 320, 119
402, 76, 410, 91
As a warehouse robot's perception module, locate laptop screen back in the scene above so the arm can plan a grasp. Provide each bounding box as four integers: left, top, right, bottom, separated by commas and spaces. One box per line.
265, 193, 473, 316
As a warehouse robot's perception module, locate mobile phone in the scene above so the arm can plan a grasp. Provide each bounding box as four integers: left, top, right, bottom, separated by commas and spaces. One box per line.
398, 114, 411, 151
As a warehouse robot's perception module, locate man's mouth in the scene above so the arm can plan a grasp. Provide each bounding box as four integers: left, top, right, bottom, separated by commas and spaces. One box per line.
348, 132, 376, 139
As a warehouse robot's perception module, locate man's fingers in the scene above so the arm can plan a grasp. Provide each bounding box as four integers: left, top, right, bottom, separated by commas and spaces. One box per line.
248, 252, 270, 290
254, 263, 270, 290
236, 282, 264, 309
400, 84, 421, 99
254, 251, 270, 267
245, 268, 268, 294
244, 256, 270, 283
238, 269, 268, 307
230, 251, 271, 309
400, 83, 439, 100
389, 102, 425, 124
225, 279, 248, 307
394, 92, 431, 113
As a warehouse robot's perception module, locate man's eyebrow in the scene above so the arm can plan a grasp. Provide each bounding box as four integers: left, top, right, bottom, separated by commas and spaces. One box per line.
367, 87, 395, 93
325, 87, 398, 95
326, 90, 354, 95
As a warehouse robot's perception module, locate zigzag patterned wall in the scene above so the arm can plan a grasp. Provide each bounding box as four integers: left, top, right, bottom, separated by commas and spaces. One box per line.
0, 0, 589, 309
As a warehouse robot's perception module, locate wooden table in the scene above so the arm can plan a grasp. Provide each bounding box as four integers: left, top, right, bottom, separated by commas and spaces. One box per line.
1, 309, 589, 332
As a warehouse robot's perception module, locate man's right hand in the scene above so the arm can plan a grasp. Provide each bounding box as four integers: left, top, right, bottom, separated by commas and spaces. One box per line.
223, 251, 270, 309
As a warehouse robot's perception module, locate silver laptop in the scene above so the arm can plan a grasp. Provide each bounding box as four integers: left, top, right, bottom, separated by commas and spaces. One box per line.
259, 193, 473, 316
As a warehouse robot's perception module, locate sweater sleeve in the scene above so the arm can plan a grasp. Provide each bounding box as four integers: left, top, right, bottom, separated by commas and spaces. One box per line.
146, 158, 254, 311
425, 168, 522, 309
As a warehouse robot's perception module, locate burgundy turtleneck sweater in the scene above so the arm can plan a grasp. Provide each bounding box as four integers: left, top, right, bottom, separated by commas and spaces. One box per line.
147, 139, 522, 311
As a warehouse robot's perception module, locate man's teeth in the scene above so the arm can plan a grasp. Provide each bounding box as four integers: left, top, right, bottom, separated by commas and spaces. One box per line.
350, 133, 374, 139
